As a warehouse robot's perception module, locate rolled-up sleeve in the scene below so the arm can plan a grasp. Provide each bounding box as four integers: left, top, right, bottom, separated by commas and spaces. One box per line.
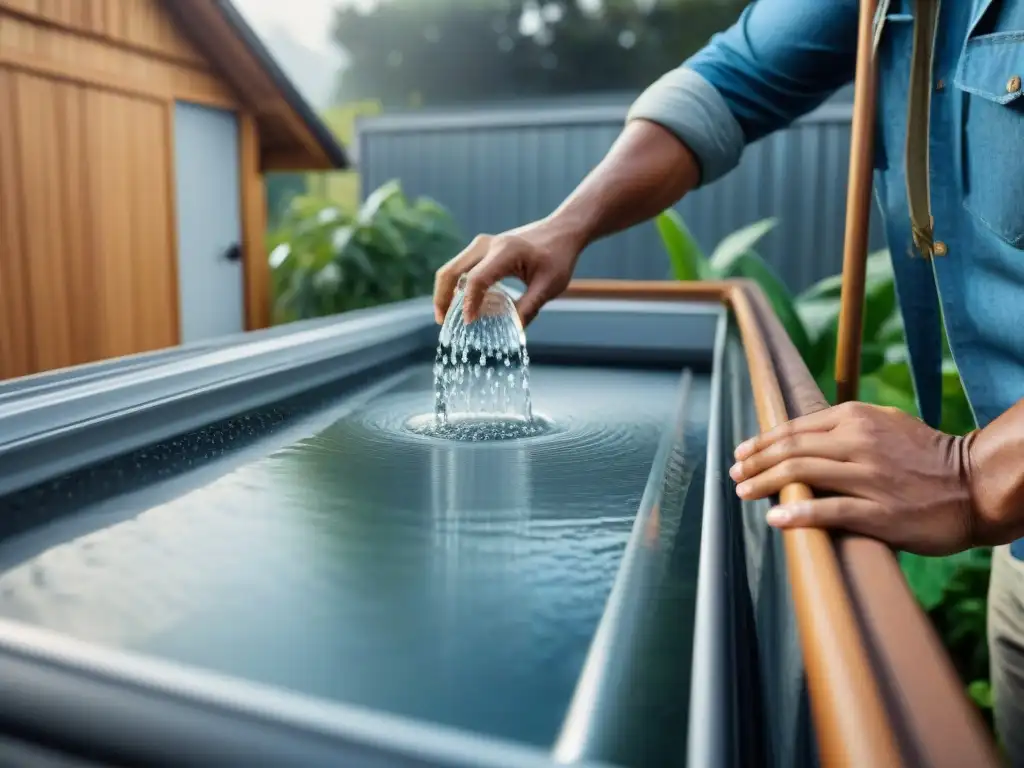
628, 0, 860, 186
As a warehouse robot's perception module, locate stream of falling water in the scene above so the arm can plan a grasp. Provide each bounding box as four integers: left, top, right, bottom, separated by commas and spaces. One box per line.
409, 277, 550, 441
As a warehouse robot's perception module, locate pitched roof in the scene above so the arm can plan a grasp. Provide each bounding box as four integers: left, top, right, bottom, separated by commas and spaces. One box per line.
164, 0, 349, 171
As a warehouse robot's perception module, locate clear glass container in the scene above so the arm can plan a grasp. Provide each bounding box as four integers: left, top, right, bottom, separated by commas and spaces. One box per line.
414, 275, 545, 440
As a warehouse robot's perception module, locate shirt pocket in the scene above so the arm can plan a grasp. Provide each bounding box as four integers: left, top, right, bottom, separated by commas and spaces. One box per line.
954, 29, 1024, 249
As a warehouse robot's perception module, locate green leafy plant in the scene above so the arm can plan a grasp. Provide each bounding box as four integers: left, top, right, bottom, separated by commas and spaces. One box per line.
657, 212, 813, 362
654, 209, 974, 429
901, 547, 995, 728
268, 180, 464, 323
656, 209, 991, 726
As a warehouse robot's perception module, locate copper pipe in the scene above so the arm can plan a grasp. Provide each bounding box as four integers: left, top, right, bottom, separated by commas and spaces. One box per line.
834, 0, 880, 404
563, 278, 902, 766
743, 285, 1000, 768
728, 285, 901, 767
562, 280, 731, 303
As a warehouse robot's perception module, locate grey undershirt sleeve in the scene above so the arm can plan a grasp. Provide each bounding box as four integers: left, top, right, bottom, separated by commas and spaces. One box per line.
626, 67, 746, 187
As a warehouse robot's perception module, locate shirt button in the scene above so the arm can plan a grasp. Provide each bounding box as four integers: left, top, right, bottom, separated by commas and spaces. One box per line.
934, 241, 948, 257
1009, 75, 1022, 94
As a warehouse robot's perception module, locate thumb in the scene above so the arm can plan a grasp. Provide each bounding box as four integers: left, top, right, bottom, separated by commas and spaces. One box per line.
765, 497, 875, 533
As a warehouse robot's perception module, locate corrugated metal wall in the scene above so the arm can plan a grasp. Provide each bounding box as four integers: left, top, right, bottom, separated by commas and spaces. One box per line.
356, 99, 886, 293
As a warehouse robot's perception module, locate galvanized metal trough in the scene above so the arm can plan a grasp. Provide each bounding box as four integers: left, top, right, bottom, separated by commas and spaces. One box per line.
0, 281, 994, 768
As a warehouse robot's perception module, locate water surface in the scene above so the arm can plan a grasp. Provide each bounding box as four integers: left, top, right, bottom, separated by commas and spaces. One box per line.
0, 364, 698, 747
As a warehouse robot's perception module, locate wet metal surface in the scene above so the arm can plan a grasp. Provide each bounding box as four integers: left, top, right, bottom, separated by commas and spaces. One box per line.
0, 364, 708, 749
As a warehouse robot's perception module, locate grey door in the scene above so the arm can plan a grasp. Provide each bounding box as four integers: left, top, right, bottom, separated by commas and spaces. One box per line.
173, 101, 245, 344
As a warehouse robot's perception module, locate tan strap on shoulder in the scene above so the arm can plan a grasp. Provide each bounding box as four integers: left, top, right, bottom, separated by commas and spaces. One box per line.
905, 0, 941, 258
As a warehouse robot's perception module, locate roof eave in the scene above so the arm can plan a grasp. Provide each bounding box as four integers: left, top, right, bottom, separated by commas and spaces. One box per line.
214, 0, 349, 170
165, 0, 350, 172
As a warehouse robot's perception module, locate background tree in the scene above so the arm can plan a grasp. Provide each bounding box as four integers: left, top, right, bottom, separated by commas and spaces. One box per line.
330, 0, 749, 109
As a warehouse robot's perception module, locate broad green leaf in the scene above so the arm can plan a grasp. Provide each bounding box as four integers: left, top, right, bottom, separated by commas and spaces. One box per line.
795, 296, 841, 346
941, 363, 976, 435
796, 248, 894, 302
876, 311, 906, 345
968, 680, 993, 710
795, 297, 841, 379
859, 342, 888, 376
655, 209, 708, 281
862, 252, 898, 343
875, 350, 914, 391
361, 214, 409, 257
708, 217, 778, 274
331, 225, 355, 255
414, 196, 460, 230
798, 272, 844, 303
312, 262, 342, 294
815, 367, 838, 405
899, 550, 977, 611
716, 250, 813, 362
858, 372, 918, 415
358, 179, 403, 224
341, 241, 375, 276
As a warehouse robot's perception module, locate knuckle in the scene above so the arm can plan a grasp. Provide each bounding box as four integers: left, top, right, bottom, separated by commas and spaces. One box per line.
838, 401, 863, 418
776, 458, 806, 486
490, 233, 521, 258
770, 435, 798, 459
863, 463, 888, 486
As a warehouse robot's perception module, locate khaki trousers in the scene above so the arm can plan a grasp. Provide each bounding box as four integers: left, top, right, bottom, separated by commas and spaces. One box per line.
989, 545, 1024, 766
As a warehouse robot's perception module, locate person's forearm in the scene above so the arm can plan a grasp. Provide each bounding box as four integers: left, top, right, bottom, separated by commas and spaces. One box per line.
543, 120, 701, 252
967, 398, 1024, 544
538, 0, 862, 257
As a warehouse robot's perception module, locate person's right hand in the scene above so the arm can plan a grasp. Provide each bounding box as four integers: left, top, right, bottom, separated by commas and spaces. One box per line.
433, 218, 584, 327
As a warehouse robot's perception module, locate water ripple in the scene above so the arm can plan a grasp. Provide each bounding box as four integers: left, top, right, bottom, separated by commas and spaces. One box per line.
0, 364, 701, 749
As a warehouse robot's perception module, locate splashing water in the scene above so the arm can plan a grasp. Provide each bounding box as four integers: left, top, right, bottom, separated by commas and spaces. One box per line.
409, 276, 551, 441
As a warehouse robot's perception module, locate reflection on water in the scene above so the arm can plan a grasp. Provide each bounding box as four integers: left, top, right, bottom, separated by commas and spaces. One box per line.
0, 365, 701, 748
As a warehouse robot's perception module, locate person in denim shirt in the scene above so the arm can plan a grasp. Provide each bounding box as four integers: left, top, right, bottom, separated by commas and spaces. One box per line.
433, 0, 1024, 757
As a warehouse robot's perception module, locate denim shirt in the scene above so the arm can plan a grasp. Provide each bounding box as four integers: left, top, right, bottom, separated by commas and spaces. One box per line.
628, 0, 1024, 553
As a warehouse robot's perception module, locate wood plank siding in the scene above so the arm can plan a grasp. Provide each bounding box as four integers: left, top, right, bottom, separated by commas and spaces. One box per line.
0, 0, 281, 380
0, 1, 237, 107
0, 70, 179, 378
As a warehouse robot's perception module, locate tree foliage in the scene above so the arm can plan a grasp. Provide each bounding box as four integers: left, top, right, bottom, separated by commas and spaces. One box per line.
331, 0, 749, 108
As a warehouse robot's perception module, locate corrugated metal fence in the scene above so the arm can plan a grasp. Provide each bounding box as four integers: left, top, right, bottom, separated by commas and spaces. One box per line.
357, 99, 886, 293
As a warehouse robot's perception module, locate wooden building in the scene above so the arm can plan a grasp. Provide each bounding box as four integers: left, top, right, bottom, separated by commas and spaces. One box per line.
0, 0, 348, 380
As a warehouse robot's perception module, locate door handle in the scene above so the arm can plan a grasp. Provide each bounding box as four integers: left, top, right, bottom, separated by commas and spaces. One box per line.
224, 243, 242, 262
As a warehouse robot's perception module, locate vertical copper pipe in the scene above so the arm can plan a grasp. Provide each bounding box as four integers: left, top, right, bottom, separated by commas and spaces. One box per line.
835, 0, 880, 404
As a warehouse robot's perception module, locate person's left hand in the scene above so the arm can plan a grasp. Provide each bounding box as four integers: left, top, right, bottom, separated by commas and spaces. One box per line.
729, 401, 979, 556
